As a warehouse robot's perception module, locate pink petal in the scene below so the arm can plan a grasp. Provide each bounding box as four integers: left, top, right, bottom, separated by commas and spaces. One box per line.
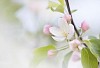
43, 24, 52, 34
81, 21, 89, 32
71, 51, 80, 62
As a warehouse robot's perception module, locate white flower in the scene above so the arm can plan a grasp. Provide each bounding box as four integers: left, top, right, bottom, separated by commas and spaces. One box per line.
71, 51, 80, 62
69, 39, 81, 51
63, 14, 71, 23
49, 18, 74, 41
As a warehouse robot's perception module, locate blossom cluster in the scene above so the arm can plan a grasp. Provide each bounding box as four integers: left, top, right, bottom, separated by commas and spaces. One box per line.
43, 14, 89, 61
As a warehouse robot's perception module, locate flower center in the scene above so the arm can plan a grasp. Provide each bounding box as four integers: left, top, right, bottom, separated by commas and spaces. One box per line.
62, 31, 68, 37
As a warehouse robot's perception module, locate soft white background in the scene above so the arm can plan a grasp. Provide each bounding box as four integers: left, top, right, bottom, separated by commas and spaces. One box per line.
0, 0, 100, 68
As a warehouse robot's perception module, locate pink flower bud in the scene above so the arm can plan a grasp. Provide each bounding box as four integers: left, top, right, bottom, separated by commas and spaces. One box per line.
71, 51, 80, 62
64, 14, 71, 23
43, 24, 52, 34
48, 50, 57, 56
81, 21, 89, 32
69, 39, 81, 51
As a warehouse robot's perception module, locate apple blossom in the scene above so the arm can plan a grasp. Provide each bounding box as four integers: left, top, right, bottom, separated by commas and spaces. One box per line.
64, 14, 71, 23
48, 50, 57, 56
43, 24, 52, 35
49, 18, 74, 41
81, 21, 89, 32
71, 51, 80, 62
69, 39, 81, 51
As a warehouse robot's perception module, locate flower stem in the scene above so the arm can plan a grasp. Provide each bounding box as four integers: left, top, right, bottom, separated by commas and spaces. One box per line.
65, 0, 80, 37
57, 46, 69, 52
65, 0, 87, 47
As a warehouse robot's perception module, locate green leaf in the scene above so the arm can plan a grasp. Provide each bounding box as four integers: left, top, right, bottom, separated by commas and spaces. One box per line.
48, 1, 65, 13
48, 1, 59, 8
55, 5, 64, 13
33, 45, 56, 66
88, 36, 97, 39
84, 39, 100, 59
89, 39, 100, 58
71, 9, 77, 13
58, 0, 65, 6
62, 51, 73, 68
81, 48, 98, 68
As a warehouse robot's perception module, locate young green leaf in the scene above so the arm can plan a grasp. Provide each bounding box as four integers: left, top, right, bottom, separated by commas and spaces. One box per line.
71, 9, 77, 13
48, 1, 59, 8
58, 0, 65, 6
33, 45, 56, 67
81, 48, 98, 68
55, 5, 64, 13
62, 51, 73, 68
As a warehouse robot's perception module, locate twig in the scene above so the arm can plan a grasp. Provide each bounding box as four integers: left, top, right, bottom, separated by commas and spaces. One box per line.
65, 0, 87, 47
65, 0, 80, 37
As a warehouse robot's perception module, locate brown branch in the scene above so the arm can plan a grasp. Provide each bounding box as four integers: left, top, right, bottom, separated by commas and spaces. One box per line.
65, 0, 80, 37
65, 0, 88, 47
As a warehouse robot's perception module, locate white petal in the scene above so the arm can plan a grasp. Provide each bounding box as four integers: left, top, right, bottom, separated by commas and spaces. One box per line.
49, 27, 63, 36
67, 24, 75, 39
58, 18, 69, 32
71, 51, 80, 62
68, 24, 75, 34
52, 36, 66, 41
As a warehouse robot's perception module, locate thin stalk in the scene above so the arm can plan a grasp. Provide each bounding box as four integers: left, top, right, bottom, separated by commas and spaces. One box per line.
65, 0, 87, 47
65, 0, 80, 38
57, 46, 69, 52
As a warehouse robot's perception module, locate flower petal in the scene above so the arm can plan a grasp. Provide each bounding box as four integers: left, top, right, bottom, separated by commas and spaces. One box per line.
67, 24, 75, 39
71, 51, 80, 62
58, 18, 69, 32
49, 27, 63, 36
68, 24, 75, 34
52, 36, 66, 41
